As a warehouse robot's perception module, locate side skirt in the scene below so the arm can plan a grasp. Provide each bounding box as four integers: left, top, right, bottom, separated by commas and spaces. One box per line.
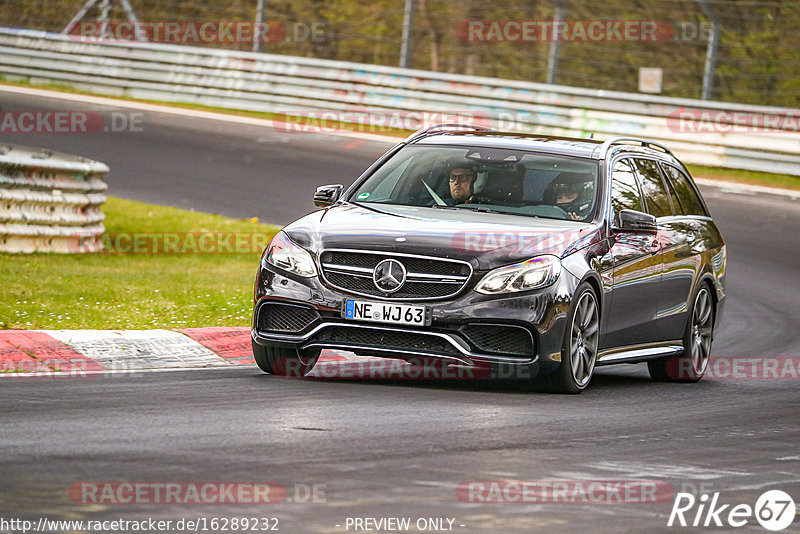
596, 341, 683, 365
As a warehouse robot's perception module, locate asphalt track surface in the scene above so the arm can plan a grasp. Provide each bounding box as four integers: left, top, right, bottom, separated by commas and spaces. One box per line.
1, 89, 799, 533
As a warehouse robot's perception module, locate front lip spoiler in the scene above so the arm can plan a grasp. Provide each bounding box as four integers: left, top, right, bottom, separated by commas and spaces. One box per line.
252, 322, 537, 366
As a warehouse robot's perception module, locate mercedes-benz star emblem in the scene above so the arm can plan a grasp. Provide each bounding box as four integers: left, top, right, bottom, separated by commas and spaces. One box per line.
373, 259, 407, 293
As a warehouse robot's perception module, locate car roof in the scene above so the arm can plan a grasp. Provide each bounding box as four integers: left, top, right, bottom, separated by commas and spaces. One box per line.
411, 130, 681, 165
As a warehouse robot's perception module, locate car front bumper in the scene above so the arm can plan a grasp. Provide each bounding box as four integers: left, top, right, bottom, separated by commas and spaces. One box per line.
252, 263, 579, 374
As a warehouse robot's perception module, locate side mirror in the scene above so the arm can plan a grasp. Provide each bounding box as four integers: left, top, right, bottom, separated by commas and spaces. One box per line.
313, 184, 343, 207
616, 209, 657, 233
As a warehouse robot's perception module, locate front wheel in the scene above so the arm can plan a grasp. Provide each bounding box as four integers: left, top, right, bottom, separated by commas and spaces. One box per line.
537, 283, 600, 394
252, 340, 320, 377
648, 283, 714, 383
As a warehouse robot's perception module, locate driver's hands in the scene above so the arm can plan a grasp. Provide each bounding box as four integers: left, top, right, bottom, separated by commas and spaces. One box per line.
568, 212, 581, 220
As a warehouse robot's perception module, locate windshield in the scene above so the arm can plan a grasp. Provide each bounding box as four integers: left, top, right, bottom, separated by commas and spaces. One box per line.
350, 145, 599, 221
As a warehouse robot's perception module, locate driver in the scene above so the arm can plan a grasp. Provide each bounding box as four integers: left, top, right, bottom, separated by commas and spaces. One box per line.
547, 172, 594, 220
446, 163, 478, 205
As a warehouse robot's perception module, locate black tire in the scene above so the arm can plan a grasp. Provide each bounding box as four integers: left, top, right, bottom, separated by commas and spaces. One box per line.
252, 339, 320, 377
537, 282, 600, 394
648, 283, 714, 383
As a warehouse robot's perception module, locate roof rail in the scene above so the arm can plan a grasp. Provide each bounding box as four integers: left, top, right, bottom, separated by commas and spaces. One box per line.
403, 123, 492, 144
597, 136, 673, 159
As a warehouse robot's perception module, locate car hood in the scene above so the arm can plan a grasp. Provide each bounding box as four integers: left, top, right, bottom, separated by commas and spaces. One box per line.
284, 203, 602, 270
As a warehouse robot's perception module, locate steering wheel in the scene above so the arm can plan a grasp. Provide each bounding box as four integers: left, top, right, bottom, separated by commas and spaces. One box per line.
551, 205, 570, 218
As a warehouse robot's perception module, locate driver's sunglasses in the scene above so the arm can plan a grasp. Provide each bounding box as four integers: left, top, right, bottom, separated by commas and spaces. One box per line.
449, 173, 476, 183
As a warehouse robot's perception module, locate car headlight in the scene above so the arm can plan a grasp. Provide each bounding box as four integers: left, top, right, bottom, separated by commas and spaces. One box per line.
262, 231, 317, 277
475, 255, 560, 295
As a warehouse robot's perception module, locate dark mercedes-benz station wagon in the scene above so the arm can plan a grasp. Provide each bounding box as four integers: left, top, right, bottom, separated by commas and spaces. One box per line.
252, 125, 726, 393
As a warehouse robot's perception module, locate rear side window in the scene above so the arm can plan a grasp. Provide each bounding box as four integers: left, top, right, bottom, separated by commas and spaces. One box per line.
633, 159, 673, 218
662, 171, 685, 215
662, 165, 708, 216
610, 159, 643, 217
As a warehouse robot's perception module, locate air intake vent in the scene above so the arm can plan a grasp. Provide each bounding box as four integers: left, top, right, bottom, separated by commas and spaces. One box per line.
460, 324, 534, 357
310, 326, 460, 355
257, 303, 320, 333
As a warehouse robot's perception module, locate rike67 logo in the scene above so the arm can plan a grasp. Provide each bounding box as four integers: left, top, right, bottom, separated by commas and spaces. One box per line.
668, 490, 796, 531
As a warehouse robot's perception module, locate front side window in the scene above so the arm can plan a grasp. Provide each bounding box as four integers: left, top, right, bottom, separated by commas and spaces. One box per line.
350, 145, 599, 221
633, 158, 673, 218
610, 158, 643, 221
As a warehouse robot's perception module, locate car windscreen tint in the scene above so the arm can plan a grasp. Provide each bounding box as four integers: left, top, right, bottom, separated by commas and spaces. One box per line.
350, 145, 599, 221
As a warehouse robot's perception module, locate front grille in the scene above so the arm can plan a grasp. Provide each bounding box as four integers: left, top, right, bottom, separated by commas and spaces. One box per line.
460, 324, 534, 357
320, 250, 472, 300
325, 272, 459, 299
257, 303, 320, 333
309, 326, 460, 355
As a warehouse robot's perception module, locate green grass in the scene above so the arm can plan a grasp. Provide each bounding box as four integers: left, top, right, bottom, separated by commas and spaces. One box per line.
687, 164, 800, 191
0, 197, 280, 330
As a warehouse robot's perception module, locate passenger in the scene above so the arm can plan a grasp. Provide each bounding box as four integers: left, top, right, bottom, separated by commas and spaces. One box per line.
545, 172, 594, 220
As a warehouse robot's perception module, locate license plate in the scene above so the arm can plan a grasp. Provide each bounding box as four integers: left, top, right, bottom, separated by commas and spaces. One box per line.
342, 299, 430, 326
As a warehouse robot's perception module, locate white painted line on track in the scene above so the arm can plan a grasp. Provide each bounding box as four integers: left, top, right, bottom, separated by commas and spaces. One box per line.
585, 460, 752, 479
725, 478, 800, 492
0, 364, 251, 378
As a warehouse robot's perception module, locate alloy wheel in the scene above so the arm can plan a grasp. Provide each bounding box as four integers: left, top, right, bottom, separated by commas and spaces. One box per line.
570, 291, 599, 387
690, 287, 713, 376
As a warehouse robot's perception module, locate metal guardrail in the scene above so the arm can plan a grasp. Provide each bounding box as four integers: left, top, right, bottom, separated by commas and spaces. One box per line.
0, 143, 108, 253
0, 27, 798, 176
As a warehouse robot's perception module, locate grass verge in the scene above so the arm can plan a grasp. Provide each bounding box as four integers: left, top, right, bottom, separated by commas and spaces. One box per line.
0, 196, 280, 330
687, 164, 800, 190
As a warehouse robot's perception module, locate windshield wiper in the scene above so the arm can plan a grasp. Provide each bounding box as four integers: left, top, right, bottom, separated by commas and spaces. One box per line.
450, 205, 501, 214
430, 204, 549, 218
428, 204, 495, 213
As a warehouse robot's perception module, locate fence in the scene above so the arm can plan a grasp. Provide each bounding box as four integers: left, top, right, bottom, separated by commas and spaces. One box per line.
0, 141, 108, 253
0, 27, 798, 176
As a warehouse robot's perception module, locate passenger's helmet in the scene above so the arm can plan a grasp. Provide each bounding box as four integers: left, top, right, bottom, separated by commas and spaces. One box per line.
547, 172, 594, 216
